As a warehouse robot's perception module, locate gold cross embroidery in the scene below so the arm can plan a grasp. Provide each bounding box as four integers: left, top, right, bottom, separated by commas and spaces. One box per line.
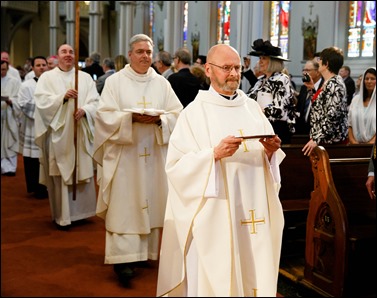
241, 209, 265, 234
137, 96, 152, 108
238, 129, 250, 152
139, 147, 150, 163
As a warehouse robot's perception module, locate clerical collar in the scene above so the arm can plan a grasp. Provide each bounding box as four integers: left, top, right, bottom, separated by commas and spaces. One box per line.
220, 93, 238, 100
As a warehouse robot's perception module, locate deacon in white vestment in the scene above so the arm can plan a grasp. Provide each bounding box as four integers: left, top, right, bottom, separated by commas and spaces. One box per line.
157, 44, 285, 297
34, 44, 99, 228
1, 60, 21, 175
16, 56, 49, 197
93, 34, 183, 285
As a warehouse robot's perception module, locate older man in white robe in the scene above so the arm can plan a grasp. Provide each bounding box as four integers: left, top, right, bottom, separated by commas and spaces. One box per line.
1, 60, 21, 176
157, 44, 285, 297
34, 44, 100, 229
93, 34, 183, 286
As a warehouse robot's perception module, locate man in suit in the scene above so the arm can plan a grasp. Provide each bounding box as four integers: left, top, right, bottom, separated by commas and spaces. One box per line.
295, 59, 324, 135
96, 57, 115, 94
154, 51, 174, 79
82, 52, 105, 81
339, 65, 355, 106
168, 47, 202, 107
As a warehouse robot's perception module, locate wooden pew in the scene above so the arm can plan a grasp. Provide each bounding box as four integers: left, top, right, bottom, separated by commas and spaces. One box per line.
303, 144, 375, 297
279, 144, 312, 258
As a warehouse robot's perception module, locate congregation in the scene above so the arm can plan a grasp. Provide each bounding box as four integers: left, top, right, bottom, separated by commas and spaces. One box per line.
1, 33, 376, 296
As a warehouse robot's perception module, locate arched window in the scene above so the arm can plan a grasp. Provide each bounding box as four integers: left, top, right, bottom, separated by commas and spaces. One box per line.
217, 1, 231, 44
270, 1, 290, 59
183, 1, 189, 48
347, 1, 376, 58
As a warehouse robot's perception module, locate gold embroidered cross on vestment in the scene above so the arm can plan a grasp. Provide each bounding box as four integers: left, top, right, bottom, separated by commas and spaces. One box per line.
241, 209, 265, 234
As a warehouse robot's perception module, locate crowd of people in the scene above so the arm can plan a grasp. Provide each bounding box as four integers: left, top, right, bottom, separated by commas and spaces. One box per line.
1, 34, 375, 297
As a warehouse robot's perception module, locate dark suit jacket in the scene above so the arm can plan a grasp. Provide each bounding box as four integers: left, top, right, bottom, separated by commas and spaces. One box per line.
82, 63, 105, 80
96, 69, 115, 94
168, 68, 202, 107
295, 78, 324, 135
343, 76, 356, 106
242, 69, 258, 93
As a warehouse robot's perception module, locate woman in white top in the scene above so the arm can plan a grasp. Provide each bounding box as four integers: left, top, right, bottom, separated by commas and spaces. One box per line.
348, 67, 376, 144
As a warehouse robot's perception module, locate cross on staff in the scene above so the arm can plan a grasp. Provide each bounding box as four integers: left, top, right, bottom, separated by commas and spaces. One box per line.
241, 209, 265, 234
137, 96, 152, 108
139, 147, 151, 163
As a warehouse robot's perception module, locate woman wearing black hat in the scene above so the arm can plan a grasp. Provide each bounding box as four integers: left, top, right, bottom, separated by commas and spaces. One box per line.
248, 39, 298, 144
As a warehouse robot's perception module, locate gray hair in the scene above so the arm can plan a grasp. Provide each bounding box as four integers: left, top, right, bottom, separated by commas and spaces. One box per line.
129, 34, 154, 51
267, 58, 284, 73
90, 52, 101, 64
102, 57, 115, 69
157, 51, 172, 67
174, 47, 192, 65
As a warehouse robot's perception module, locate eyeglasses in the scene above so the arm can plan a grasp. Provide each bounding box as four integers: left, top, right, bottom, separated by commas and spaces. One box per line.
208, 62, 242, 73
303, 68, 317, 72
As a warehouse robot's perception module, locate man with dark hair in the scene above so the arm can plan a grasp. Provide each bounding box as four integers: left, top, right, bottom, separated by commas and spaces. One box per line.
17, 56, 49, 198
339, 65, 356, 106
168, 47, 202, 107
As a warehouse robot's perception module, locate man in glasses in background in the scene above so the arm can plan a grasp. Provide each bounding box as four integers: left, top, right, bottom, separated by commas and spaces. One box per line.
168, 47, 202, 108
295, 57, 324, 135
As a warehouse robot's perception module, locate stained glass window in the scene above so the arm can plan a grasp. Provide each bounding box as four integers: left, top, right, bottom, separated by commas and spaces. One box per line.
270, 1, 290, 59
217, 1, 231, 44
348, 1, 376, 58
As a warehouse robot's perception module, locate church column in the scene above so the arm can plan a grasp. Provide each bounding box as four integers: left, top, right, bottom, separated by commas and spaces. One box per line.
49, 1, 59, 55
172, 1, 184, 51
164, 2, 174, 53
119, 1, 135, 55
134, 1, 150, 35
66, 1, 75, 47
164, 1, 184, 54
89, 1, 102, 54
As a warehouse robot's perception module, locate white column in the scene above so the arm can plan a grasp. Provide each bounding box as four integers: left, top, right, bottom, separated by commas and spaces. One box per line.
172, 1, 184, 52
89, 1, 102, 54
164, 2, 174, 53
119, 1, 135, 55
66, 1, 75, 47
49, 1, 59, 55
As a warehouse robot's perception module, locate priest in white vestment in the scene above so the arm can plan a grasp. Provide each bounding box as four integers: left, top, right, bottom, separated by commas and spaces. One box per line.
93, 34, 183, 285
1, 60, 21, 176
157, 44, 285, 297
34, 44, 99, 229
16, 56, 49, 198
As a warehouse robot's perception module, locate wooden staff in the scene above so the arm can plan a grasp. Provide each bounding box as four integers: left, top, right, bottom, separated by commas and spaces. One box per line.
73, 0, 80, 200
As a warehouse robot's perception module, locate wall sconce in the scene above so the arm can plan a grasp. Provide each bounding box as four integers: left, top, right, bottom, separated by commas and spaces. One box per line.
84, 1, 90, 5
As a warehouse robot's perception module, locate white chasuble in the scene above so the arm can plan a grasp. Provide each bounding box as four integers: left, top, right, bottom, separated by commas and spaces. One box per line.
157, 89, 285, 297
34, 67, 99, 226
93, 65, 183, 263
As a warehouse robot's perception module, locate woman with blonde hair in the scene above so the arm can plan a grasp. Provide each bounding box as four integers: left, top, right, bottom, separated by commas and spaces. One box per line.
114, 54, 128, 72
